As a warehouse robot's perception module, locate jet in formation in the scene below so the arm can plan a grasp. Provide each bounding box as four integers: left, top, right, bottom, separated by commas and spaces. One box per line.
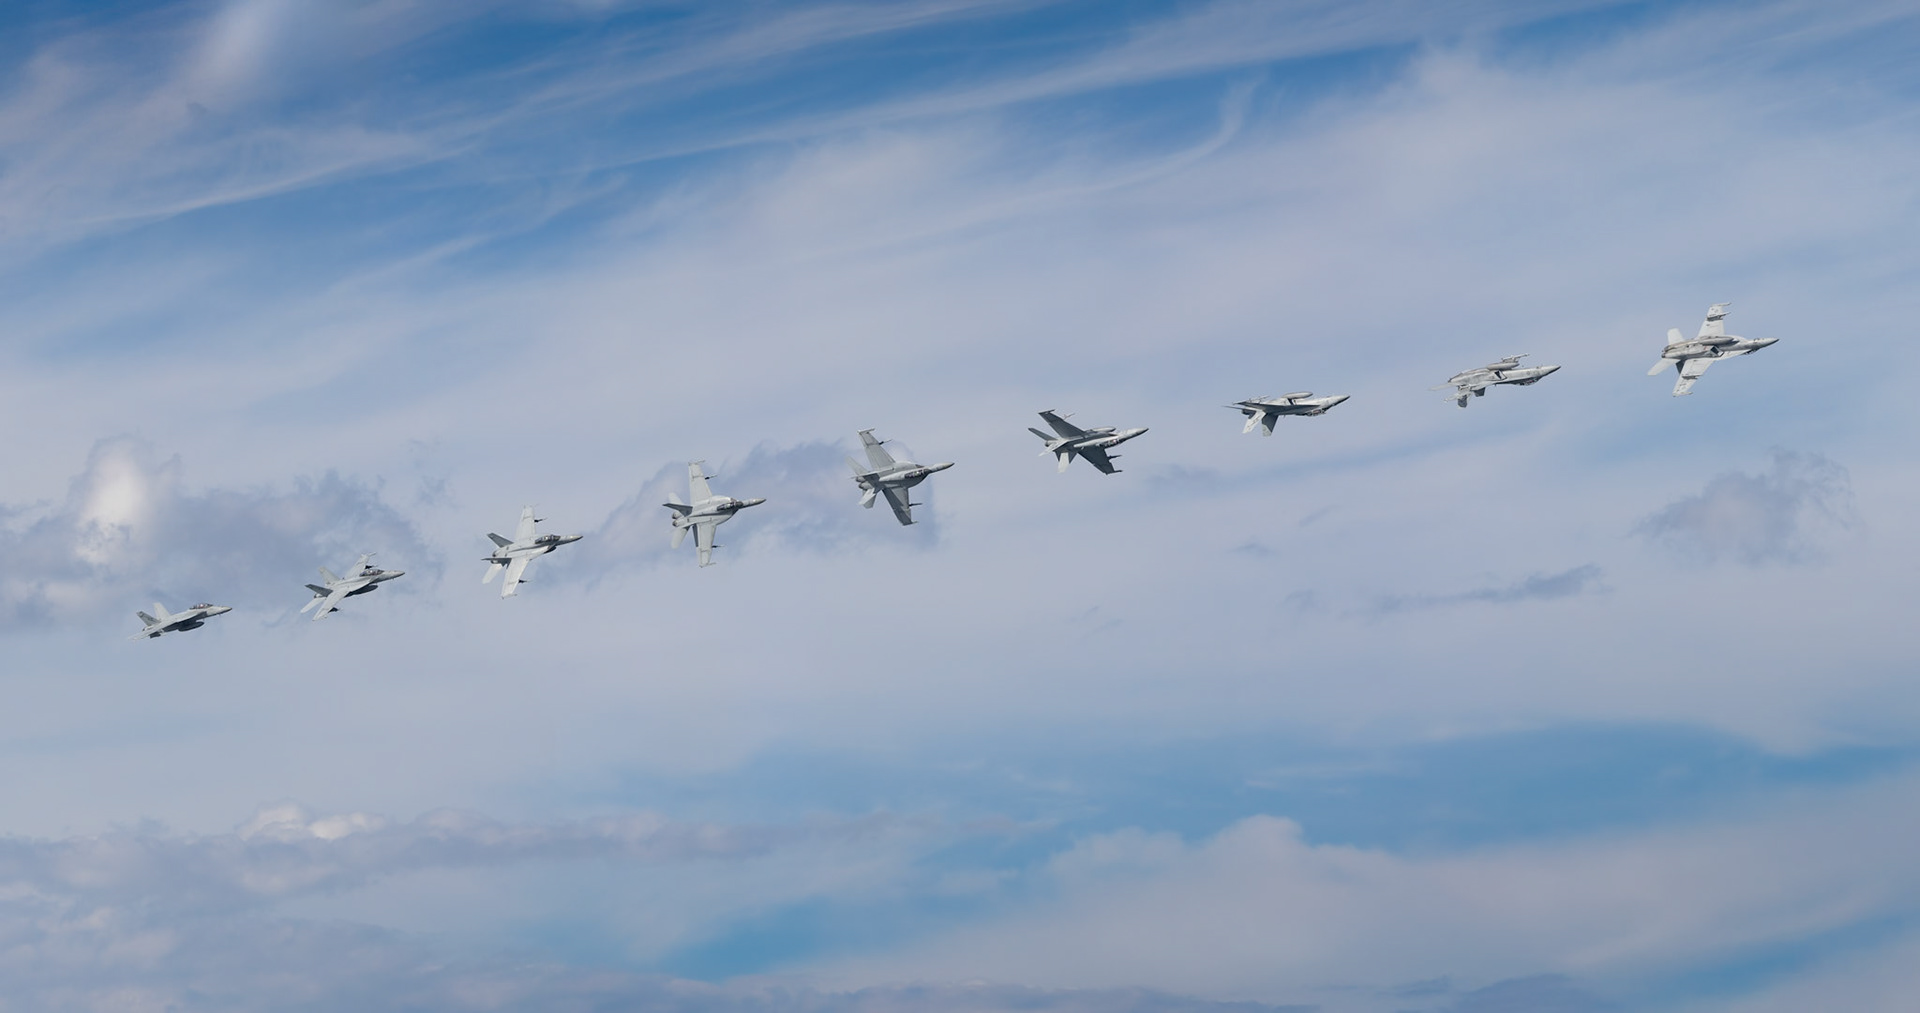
1029, 410, 1148, 474
1227, 392, 1349, 435
847, 429, 952, 525
1649, 303, 1778, 396
300, 554, 405, 620
130, 601, 231, 639
1434, 354, 1561, 408
664, 462, 764, 567
483, 506, 583, 597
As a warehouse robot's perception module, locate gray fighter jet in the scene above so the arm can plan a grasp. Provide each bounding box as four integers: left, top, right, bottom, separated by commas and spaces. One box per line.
1227, 392, 1349, 436
1649, 303, 1778, 396
847, 430, 953, 526
130, 601, 232, 639
300, 553, 405, 621
664, 461, 764, 567
1029, 410, 1148, 474
483, 506, 583, 598
1433, 354, 1561, 408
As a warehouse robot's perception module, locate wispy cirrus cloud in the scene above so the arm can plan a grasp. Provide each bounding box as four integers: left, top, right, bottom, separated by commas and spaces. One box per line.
1372, 564, 1606, 615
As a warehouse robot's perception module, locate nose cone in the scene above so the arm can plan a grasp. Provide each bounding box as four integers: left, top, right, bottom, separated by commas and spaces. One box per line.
558, 534, 584, 544
1539, 365, 1561, 377
210, 606, 233, 616
1328, 395, 1351, 406
741, 498, 767, 508
930, 462, 955, 473
1756, 337, 1779, 348
386, 570, 405, 579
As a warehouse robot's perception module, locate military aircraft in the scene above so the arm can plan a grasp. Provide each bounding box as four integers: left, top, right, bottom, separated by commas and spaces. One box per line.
1028, 410, 1148, 474
300, 553, 405, 621
847, 430, 953, 525
664, 462, 764, 567
1433, 355, 1561, 408
1227, 392, 1349, 435
1649, 303, 1778, 396
130, 601, 231, 639
483, 506, 583, 597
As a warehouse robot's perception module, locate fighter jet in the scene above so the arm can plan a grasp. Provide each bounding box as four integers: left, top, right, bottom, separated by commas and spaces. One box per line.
1028, 410, 1148, 474
1649, 303, 1778, 396
299, 553, 405, 621
1227, 392, 1349, 436
847, 430, 953, 525
1433, 354, 1561, 408
130, 601, 231, 639
663, 461, 764, 567
483, 506, 583, 598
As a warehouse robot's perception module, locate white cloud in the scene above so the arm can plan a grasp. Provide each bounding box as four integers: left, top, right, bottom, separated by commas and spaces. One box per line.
0, 438, 438, 628
821, 770, 1920, 1012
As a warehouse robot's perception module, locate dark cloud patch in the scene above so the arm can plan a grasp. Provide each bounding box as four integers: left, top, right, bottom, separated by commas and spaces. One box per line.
1373, 565, 1605, 615
0, 438, 439, 628
1635, 450, 1855, 566
570, 440, 940, 580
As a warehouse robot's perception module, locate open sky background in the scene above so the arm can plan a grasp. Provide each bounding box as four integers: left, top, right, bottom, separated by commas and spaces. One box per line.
2, 1, 1918, 1010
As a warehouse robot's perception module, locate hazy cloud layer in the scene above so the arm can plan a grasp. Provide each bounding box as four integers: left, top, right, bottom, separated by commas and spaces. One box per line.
826, 770, 1920, 1009
1636, 451, 1855, 565
0, 802, 1291, 1013
0, 438, 438, 628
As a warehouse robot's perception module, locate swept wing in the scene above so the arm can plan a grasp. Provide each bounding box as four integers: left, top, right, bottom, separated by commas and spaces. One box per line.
879, 484, 914, 525
688, 463, 714, 503
858, 430, 898, 471
694, 519, 718, 567
1038, 411, 1087, 439
499, 555, 533, 597
1078, 446, 1119, 474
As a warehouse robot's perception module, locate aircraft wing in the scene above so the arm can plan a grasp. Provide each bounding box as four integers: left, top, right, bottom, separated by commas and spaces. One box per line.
1673, 357, 1712, 396
309, 585, 351, 621
880, 483, 914, 525
695, 519, 718, 566
688, 463, 714, 503
1697, 303, 1730, 339
858, 430, 897, 471
500, 555, 533, 597
1039, 411, 1087, 439
1078, 446, 1119, 474
514, 507, 538, 543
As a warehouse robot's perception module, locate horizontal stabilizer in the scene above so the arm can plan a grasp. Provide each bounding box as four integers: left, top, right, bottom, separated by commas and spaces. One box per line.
1028, 427, 1055, 444
305, 584, 329, 596
317, 566, 338, 584
671, 526, 688, 550
136, 611, 157, 625
1648, 358, 1674, 376
487, 533, 512, 548
483, 562, 504, 584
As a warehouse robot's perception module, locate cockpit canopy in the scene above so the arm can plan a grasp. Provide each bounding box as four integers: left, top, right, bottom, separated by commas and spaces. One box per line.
190, 603, 214, 610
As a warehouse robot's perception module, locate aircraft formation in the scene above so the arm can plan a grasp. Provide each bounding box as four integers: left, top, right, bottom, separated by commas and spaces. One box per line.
135, 303, 1777, 636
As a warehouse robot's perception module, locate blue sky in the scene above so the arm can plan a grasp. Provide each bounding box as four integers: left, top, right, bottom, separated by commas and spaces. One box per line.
2, 1, 1919, 1010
